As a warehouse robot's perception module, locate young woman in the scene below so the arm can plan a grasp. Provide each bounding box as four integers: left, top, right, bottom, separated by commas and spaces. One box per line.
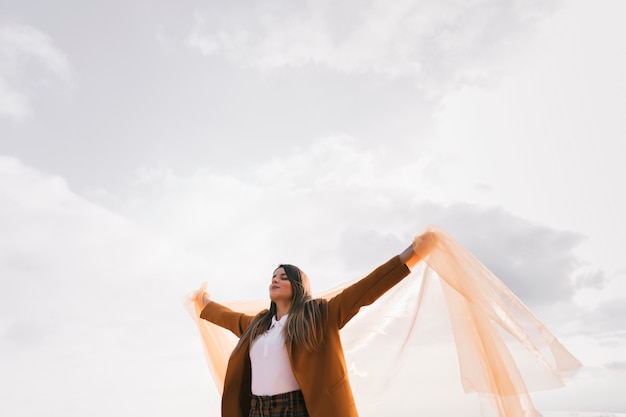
196, 231, 438, 417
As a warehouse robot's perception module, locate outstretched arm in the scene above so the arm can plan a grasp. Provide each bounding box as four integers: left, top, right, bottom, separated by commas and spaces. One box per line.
328, 230, 438, 329
200, 299, 256, 338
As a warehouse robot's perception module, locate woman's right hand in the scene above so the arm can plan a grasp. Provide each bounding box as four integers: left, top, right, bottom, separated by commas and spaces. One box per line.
413, 230, 438, 256
188, 282, 211, 307
201, 292, 212, 307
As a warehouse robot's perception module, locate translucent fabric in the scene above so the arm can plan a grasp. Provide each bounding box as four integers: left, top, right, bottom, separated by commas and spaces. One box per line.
186, 226, 581, 417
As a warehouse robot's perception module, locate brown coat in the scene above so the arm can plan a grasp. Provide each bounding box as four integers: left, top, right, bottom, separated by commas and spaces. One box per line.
200, 255, 411, 417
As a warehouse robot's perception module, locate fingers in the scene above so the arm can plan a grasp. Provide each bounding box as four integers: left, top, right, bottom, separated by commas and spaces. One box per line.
412, 230, 438, 259
188, 287, 211, 306
202, 292, 212, 306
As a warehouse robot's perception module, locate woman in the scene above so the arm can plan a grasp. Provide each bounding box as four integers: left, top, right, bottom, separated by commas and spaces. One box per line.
196, 231, 438, 417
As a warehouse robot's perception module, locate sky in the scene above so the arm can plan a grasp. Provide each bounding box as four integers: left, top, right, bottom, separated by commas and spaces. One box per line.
1, 0, 625, 415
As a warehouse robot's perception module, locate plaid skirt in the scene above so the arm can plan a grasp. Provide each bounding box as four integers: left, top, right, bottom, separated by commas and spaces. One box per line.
249, 390, 309, 417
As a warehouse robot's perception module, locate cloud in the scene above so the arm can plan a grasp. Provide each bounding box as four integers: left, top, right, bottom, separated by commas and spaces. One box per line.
576, 270, 609, 290
0, 20, 73, 121
415, 203, 586, 306
605, 361, 626, 371
0, 76, 29, 120
532, 363, 626, 413
429, 0, 626, 265
0, 142, 610, 415
573, 297, 626, 339
0, 156, 214, 416
108, 135, 592, 309
187, 0, 559, 93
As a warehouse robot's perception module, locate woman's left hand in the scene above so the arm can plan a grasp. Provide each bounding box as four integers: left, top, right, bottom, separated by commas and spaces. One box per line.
400, 230, 438, 268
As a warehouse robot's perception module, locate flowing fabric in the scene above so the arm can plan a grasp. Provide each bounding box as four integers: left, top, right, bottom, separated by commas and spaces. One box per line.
186, 226, 581, 417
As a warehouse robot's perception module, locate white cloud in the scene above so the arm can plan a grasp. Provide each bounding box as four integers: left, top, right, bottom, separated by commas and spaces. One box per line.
0, 20, 73, 121
532, 364, 626, 413
108, 135, 597, 308
187, 0, 559, 93
95, 135, 623, 412
0, 135, 620, 414
0, 76, 30, 120
429, 0, 626, 282
0, 156, 215, 417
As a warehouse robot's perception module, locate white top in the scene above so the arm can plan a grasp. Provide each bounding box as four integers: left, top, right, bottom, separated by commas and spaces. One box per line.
249, 314, 301, 396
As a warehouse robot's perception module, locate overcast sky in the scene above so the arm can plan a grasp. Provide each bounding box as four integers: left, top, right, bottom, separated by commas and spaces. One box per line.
1, 0, 625, 416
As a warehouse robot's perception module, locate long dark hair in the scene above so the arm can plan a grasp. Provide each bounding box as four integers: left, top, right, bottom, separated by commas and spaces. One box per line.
232, 264, 327, 353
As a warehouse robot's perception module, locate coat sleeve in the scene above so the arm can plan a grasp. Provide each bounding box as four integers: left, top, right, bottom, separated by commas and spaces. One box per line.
327, 255, 411, 329
200, 300, 257, 338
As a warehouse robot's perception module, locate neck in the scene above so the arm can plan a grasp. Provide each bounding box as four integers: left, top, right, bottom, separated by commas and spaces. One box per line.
274, 301, 291, 320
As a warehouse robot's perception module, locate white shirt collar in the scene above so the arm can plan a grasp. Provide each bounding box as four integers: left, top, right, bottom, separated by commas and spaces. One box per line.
271, 314, 288, 328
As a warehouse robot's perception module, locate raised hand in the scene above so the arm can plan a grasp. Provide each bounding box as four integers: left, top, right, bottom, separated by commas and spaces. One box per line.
400, 230, 438, 268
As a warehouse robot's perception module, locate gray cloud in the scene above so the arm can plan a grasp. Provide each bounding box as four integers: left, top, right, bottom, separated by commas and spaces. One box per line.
0, 77, 29, 120
575, 270, 609, 290
604, 361, 626, 371
574, 297, 626, 338
188, 0, 559, 93
343, 202, 592, 309
417, 203, 585, 306
105, 136, 593, 311
0, 20, 73, 121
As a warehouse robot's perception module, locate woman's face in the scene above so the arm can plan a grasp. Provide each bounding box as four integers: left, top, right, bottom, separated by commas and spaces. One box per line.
269, 267, 293, 303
